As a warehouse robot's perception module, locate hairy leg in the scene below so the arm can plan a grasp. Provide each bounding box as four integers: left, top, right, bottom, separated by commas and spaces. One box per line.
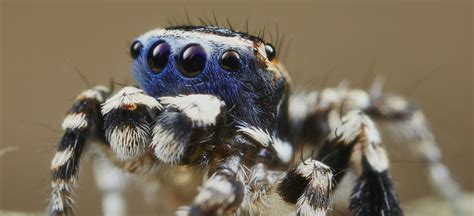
148, 94, 239, 215
48, 86, 109, 216
368, 94, 462, 212
101, 86, 162, 160
177, 154, 245, 216
49, 85, 163, 216
316, 110, 402, 216
245, 159, 333, 216
151, 94, 225, 165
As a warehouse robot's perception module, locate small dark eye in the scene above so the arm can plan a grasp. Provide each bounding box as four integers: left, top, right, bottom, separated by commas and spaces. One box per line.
264, 44, 276, 61
178, 44, 206, 77
220, 50, 241, 71
130, 41, 143, 59
147, 41, 170, 73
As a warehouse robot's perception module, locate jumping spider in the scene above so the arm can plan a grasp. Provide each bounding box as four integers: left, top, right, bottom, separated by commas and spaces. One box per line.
48, 25, 461, 216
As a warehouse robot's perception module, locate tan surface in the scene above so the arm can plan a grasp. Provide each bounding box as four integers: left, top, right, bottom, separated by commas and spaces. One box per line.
1, 0, 472, 215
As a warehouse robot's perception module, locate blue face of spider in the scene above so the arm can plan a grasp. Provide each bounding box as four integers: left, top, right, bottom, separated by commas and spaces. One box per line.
130, 26, 289, 129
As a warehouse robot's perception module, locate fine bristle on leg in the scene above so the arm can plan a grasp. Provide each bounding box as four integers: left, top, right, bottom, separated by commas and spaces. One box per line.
317, 110, 402, 216
49, 86, 109, 216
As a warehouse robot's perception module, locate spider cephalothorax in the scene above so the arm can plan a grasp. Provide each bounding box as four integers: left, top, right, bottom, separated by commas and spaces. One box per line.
48, 25, 461, 216
128, 26, 290, 166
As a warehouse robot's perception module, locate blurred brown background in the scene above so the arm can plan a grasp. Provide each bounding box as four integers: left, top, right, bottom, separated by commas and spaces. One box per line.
1, 0, 472, 215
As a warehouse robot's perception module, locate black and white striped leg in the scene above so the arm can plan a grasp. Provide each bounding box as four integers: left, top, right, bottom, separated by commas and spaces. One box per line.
316, 110, 402, 216
101, 86, 162, 160
49, 86, 110, 216
151, 94, 225, 165
368, 94, 463, 213
177, 155, 245, 216
245, 159, 333, 216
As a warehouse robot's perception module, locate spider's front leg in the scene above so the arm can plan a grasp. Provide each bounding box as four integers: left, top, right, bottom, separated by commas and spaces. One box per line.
131, 93, 228, 216
101, 86, 162, 161
48, 86, 110, 216
151, 94, 225, 164
49, 86, 161, 216
316, 110, 402, 216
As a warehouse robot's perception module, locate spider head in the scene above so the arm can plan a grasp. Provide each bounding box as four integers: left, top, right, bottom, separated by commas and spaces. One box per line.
130, 26, 289, 129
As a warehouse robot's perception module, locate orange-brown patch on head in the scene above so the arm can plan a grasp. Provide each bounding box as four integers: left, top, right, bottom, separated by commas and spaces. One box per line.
252, 42, 284, 84
273, 60, 291, 83
121, 103, 137, 111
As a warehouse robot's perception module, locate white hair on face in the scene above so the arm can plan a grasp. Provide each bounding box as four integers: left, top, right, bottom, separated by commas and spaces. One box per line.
159, 95, 224, 127
151, 124, 186, 164
51, 148, 74, 169
107, 125, 149, 160
101, 87, 162, 115
61, 112, 88, 130
237, 124, 293, 163
140, 28, 253, 50
138, 28, 275, 72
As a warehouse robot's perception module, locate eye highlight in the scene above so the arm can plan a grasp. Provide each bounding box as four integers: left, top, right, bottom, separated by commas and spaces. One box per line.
220, 50, 241, 72
130, 41, 143, 59
147, 41, 171, 73
264, 44, 276, 61
178, 44, 207, 77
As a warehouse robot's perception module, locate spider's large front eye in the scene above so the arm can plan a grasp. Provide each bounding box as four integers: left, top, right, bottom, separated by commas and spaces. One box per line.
130, 41, 143, 59
220, 50, 241, 72
264, 43, 276, 61
147, 41, 170, 73
178, 44, 206, 77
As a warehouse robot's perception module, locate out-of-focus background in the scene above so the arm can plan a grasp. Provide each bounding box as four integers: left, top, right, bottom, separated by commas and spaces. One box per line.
1, 0, 472, 215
